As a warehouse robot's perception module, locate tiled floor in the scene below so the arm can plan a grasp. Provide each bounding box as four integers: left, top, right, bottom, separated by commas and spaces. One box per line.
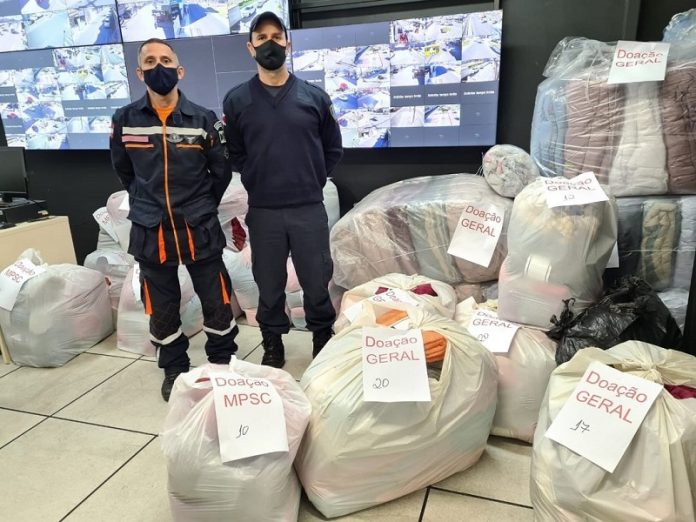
0, 325, 535, 522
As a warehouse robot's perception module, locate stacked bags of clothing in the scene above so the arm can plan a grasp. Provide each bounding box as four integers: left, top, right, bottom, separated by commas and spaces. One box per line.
295, 305, 497, 518
455, 298, 557, 442
331, 174, 513, 289
530, 37, 696, 196
334, 273, 457, 333
531, 342, 696, 521
0, 249, 113, 367
116, 265, 203, 357
497, 178, 618, 328
604, 195, 696, 331
162, 358, 311, 521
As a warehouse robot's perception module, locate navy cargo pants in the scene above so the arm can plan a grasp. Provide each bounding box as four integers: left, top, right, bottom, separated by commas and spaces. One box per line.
139, 254, 238, 373
245, 203, 336, 335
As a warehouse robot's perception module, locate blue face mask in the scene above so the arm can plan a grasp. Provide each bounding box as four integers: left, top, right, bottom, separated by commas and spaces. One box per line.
143, 64, 179, 95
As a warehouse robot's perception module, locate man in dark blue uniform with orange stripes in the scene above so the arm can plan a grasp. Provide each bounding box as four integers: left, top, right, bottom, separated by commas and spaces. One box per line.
110, 38, 238, 401
223, 13, 343, 368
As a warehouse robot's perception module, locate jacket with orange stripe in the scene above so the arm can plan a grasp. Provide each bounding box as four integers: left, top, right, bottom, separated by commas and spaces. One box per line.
110, 92, 231, 266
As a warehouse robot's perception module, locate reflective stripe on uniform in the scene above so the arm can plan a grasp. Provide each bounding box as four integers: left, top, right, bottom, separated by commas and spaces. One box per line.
150, 328, 184, 345
203, 318, 237, 337
123, 126, 208, 138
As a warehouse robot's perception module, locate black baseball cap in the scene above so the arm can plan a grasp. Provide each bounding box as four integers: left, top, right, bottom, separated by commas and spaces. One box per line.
248, 11, 288, 41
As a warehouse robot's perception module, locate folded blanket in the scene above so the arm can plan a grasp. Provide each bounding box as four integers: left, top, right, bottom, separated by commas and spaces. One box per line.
639, 200, 681, 290
608, 82, 668, 196
611, 197, 644, 281
383, 205, 420, 275
563, 78, 624, 184
661, 64, 696, 194
531, 79, 567, 177
673, 196, 696, 289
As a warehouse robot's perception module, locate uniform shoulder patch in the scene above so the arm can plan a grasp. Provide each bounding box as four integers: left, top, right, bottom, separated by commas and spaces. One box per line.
213, 120, 226, 144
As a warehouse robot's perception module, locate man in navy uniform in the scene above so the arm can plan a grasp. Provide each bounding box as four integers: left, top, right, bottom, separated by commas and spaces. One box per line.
111, 38, 238, 401
223, 12, 343, 368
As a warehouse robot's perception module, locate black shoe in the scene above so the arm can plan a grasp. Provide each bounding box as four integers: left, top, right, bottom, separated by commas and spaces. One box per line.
161, 370, 185, 402
312, 328, 334, 358
261, 333, 285, 368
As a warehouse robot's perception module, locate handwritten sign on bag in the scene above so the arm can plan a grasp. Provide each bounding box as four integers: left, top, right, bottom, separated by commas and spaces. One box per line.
342, 288, 420, 324
543, 172, 609, 208
448, 203, 505, 267
545, 361, 662, 473
0, 259, 46, 311
608, 41, 670, 84
467, 309, 520, 354
361, 327, 431, 403
209, 372, 289, 463
92, 208, 119, 242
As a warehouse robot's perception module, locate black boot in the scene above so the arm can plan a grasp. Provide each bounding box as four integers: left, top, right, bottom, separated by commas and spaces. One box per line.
312, 328, 334, 358
261, 332, 285, 368
161, 368, 186, 402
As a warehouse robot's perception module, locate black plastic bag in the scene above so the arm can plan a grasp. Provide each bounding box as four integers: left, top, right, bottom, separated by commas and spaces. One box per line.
548, 277, 684, 365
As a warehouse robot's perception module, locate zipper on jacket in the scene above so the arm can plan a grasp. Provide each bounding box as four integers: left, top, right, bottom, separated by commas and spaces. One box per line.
162, 121, 183, 264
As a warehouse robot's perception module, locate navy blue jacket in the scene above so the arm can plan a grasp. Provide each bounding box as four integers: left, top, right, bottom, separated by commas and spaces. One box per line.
222, 74, 343, 208
110, 92, 230, 265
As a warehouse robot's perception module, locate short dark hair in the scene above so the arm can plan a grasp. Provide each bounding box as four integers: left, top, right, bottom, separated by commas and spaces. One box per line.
138, 38, 178, 65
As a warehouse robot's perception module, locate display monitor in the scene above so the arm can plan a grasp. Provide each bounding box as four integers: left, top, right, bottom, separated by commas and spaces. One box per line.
291, 10, 502, 147
118, 0, 289, 42
0, 44, 130, 149
0, 146, 28, 202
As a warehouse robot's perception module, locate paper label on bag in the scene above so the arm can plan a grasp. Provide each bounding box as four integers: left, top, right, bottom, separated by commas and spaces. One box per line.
343, 288, 419, 323
118, 196, 130, 211
92, 208, 119, 242
467, 309, 520, 353
608, 41, 670, 84
545, 361, 662, 473
447, 203, 504, 267
543, 172, 609, 208
209, 371, 289, 463
607, 242, 620, 269
131, 263, 141, 302
362, 327, 430, 403
0, 259, 45, 311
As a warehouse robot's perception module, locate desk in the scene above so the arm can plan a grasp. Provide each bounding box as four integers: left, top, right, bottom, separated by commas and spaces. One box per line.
0, 216, 77, 364
0, 216, 76, 269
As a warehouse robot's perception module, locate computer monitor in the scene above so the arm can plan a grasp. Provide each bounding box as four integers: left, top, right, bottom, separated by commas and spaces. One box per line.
0, 147, 28, 203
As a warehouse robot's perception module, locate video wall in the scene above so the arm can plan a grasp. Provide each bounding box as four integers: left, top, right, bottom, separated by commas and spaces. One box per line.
291, 11, 502, 147
0, 5, 501, 149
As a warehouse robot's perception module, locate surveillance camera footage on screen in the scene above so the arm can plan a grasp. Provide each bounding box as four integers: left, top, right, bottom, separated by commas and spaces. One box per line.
0, 4, 500, 150
291, 10, 502, 148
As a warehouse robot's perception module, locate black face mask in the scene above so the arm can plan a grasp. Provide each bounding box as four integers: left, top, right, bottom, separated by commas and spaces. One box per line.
143, 64, 179, 95
253, 40, 287, 71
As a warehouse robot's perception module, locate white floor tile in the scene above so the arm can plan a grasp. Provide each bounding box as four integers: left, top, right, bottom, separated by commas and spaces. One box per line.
64, 438, 170, 522
435, 436, 532, 506
423, 489, 534, 522
0, 418, 150, 521
0, 408, 45, 447
0, 353, 133, 415
58, 360, 171, 434
299, 489, 426, 521
245, 329, 314, 380
87, 332, 141, 359
0, 362, 18, 378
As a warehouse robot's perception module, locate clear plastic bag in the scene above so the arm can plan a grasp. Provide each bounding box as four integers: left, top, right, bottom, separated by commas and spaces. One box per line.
663, 8, 696, 43
162, 359, 311, 522
531, 342, 696, 522
482, 144, 540, 198
497, 178, 618, 327
330, 174, 513, 289
530, 37, 696, 196
83, 249, 134, 323
296, 305, 497, 518
0, 250, 113, 367
455, 298, 557, 443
